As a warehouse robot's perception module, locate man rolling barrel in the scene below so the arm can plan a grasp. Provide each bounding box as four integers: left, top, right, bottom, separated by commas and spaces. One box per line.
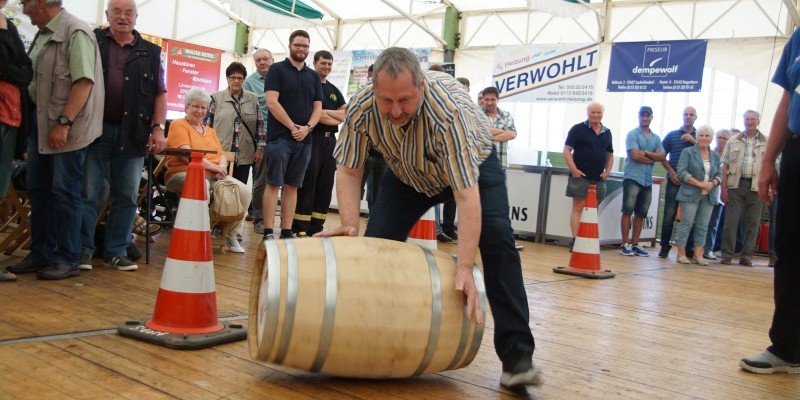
316, 47, 541, 388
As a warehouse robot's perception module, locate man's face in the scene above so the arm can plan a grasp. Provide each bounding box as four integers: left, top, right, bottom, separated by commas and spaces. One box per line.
289, 37, 310, 63
477, 93, 483, 106
482, 93, 498, 113
22, 0, 46, 28
744, 112, 760, 131
314, 57, 333, 80
254, 51, 273, 76
106, 0, 138, 37
587, 104, 603, 124
639, 113, 653, 128
683, 107, 697, 128
374, 69, 423, 127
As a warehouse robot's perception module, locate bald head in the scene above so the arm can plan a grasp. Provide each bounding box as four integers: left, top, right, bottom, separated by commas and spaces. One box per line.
683, 106, 697, 129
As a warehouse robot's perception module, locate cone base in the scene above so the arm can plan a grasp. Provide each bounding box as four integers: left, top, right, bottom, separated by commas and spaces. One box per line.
117, 320, 246, 350
552, 266, 615, 279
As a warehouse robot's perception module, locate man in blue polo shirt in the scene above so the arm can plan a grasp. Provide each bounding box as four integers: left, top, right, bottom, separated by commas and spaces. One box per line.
563, 102, 614, 240
657, 106, 697, 259
620, 106, 666, 256
261, 30, 323, 240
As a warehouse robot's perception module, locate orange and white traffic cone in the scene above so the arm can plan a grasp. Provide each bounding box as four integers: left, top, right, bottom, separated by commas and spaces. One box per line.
553, 185, 615, 279
407, 207, 437, 250
118, 150, 246, 349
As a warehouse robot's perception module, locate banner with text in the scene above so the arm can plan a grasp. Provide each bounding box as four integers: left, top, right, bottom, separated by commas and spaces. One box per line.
492, 43, 599, 102
165, 40, 222, 112
346, 48, 430, 97
607, 39, 707, 92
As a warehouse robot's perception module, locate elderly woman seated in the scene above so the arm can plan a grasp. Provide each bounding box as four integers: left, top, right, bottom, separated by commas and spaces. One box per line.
164, 88, 251, 253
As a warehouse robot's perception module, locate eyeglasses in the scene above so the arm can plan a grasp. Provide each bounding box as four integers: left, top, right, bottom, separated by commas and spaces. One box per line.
109, 9, 137, 18
188, 104, 208, 111
290, 43, 310, 49
227, 76, 244, 81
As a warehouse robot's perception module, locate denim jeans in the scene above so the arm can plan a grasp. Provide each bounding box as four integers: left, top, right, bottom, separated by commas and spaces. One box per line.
27, 131, 87, 266
80, 122, 144, 258
674, 197, 713, 248
364, 150, 535, 364
704, 203, 722, 251
660, 179, 694, 252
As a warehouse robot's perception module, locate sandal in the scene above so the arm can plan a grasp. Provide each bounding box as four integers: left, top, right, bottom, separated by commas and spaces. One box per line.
132, 214, 162, 240
0, 270, 17, 282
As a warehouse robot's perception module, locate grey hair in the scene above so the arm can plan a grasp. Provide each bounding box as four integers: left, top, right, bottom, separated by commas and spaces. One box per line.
254, 48, 272, 58
696, 124, 715, 138
46, 0, 64, 5
372, 47, 424, 88
184, 88, 211, 108
715, 128, 731, 140
744, 109, 761, 119
586, 102, 604, 113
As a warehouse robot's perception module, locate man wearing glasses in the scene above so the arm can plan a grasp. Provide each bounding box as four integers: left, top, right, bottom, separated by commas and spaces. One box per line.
74, 0, 167, 272
6, 0, 104, 280
261, 30, 322, 240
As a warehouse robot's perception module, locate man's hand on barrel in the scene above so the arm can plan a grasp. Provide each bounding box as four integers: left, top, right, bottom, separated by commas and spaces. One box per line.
455, 266, 483, 324
314, 225, 358, 237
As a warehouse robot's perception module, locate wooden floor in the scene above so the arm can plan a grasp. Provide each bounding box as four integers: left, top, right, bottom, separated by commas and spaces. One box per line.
0, 214, 797, 400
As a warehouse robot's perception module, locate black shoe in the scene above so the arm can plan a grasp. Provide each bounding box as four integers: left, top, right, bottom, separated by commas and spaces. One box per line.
437, 232, 455, 243
444, 230, 458, 240
500, 354, 543, 388
657, 248, 670, 258
36, 263, 80, 280
6, 256, 47, 274
245, 214, 254, 222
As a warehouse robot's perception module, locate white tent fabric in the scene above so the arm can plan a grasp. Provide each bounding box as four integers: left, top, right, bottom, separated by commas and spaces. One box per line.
33, 0, 800, 161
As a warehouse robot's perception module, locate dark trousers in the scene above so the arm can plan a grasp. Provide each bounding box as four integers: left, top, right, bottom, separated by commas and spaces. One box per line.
360, 151, 387, 213
364, 150, 535, 363
441, 200, 456, 233
768, 136, 800, 363
293, 132, 336, 235
232, 163, 251, 186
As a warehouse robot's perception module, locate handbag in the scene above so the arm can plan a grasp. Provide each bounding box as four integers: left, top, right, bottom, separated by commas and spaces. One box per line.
210, 179, 244, 222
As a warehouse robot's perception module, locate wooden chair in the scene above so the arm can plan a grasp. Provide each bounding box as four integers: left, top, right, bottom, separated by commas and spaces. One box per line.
0, 186, 31, 255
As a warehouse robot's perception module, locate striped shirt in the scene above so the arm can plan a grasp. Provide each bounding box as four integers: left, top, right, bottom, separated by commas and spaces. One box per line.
334, 70, 494, 197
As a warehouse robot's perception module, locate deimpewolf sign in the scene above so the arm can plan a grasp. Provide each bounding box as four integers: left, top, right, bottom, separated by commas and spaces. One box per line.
607, 39, 707, 92
493, 43, 599, 103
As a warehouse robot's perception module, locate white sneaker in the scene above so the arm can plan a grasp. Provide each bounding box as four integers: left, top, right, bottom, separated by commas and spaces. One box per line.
740, 350, 800, 374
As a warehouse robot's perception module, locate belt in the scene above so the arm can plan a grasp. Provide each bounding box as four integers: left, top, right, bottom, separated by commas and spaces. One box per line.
740, 177, 753, 181
316, 131, 334, 138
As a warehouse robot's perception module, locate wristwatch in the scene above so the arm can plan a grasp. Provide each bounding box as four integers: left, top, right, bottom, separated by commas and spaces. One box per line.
152, 123, 166, 131
57, 115, 73, 126
306, 124, 314, 131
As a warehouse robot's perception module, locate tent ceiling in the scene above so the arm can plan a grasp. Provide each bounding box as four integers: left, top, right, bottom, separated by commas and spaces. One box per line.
64, 0, 800, 54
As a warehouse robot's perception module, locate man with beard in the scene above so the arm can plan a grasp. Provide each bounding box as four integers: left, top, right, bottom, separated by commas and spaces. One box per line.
317, 47, 542, 389
620, 106, 665, 257
261, 30, 322, 240
292, 50, 345, 236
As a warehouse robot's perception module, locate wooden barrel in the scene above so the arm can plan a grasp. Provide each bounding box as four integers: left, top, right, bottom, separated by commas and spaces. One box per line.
248, 236, 486, 378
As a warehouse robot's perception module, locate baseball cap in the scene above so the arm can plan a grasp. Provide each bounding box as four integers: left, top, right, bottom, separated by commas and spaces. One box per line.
639, 106, 653, 116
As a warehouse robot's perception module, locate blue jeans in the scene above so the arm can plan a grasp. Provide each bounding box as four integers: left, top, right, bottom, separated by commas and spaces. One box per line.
674, 197, 713, 248
0, 122, 16, 197
26, 131, 87, 266
660, 179, 694, 252
80, 122, 144, 258
704, 203, 722, 251
365, 150, 534, 364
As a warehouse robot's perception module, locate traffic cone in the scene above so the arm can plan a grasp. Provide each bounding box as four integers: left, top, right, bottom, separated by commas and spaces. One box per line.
118, 151, 246, 349
553, 185, 615, 279
407, 207, 437, 250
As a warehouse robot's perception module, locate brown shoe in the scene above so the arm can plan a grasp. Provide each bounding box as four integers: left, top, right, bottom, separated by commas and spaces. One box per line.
768, 256, 777, 267
720, 257, 732, 265
739, 258, 753, 267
